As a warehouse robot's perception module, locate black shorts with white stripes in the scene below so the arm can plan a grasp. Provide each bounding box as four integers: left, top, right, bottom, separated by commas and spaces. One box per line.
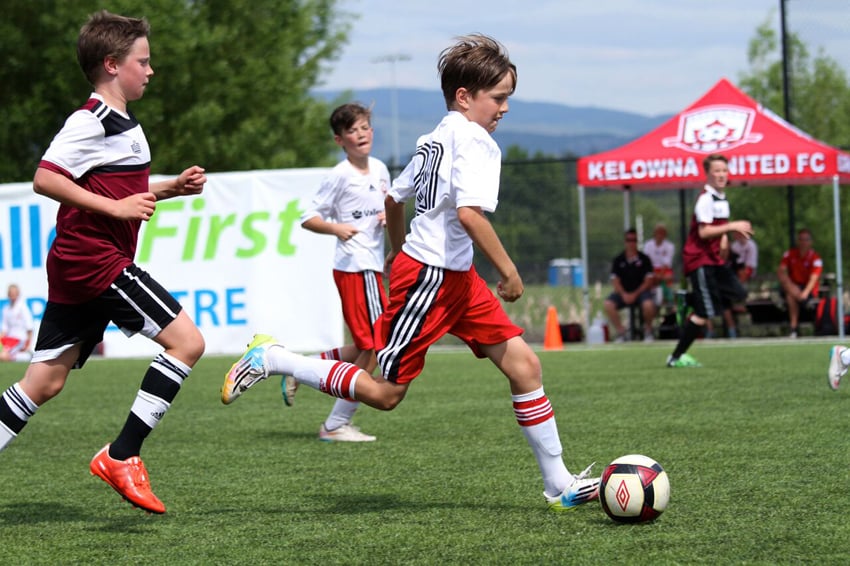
34, 264, 182, 368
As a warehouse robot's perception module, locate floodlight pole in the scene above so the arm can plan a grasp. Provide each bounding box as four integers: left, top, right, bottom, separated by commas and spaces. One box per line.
372, 54, 411, 168
780, 0, 796, 248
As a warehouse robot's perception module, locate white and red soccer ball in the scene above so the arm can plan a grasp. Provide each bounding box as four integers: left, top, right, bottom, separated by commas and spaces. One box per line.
599, 454, 670, 523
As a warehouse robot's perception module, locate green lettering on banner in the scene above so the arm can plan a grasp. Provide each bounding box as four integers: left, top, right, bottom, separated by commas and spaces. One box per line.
137, 197, 303, 261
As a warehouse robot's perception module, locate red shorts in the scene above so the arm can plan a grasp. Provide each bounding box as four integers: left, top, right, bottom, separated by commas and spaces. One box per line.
333, 270, 387, 351
1, 336, 21, 352
375, 251, 523, 384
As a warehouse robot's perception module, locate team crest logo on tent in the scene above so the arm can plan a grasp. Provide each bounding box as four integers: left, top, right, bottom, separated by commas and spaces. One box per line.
662, 105, 763, 153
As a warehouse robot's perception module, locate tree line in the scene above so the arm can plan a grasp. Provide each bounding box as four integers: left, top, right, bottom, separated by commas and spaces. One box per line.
1, 4, 848, 284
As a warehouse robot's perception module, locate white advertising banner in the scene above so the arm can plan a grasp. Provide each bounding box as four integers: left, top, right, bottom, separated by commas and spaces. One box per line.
0, 168, 343, 358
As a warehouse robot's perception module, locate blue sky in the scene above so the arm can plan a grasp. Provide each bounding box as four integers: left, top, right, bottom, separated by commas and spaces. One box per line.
320, 0, 850, 116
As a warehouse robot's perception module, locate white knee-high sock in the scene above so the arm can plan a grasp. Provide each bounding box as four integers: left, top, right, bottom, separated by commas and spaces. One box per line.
841, 348, 850, 367
324, 399, 360, 431
513, 387, 572, 497
265, 346, 361, 399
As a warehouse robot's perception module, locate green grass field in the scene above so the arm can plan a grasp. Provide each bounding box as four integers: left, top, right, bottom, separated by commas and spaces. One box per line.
1, 339, 848, 565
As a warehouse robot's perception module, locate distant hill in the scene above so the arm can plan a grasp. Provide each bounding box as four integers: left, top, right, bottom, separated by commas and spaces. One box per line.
313, 88, 670, 165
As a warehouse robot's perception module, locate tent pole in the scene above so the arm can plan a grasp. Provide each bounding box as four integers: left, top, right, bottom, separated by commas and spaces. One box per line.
623, 189, 631, 229
833, 175, 844, 339
679, 189, 687, 286
578, 184, 590, 340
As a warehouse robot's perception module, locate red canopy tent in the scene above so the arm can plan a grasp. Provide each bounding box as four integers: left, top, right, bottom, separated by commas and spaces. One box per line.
575, 77, 850, 337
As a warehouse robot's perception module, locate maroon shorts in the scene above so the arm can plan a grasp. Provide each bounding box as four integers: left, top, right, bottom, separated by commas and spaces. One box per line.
375, 252, 523, 384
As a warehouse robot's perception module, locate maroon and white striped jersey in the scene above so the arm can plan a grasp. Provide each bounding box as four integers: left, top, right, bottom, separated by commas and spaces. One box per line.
682, 185, 730, 275
38, 93, 151, 304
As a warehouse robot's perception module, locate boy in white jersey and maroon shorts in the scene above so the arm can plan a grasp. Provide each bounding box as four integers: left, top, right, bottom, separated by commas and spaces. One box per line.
223, 34, 600, 511
0, 11, 207, 515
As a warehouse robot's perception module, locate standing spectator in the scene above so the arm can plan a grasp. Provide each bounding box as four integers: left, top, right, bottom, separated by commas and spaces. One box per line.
0, 284, 35, 362
730, 233, 758, 283
604, 228, 657, 342
665, 153, 753, 367
720, 234, 759, 338
777, 228, 823, 338
643, 223, 675, 305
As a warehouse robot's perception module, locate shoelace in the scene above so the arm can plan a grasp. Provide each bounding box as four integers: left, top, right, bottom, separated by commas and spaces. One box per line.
126, 457, 152, 490
574, 462, 596, 481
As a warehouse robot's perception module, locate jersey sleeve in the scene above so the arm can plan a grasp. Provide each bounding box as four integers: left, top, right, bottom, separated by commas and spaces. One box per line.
40, 110, 106, 180
693, 192, 715, 224
301, 173, 343, 223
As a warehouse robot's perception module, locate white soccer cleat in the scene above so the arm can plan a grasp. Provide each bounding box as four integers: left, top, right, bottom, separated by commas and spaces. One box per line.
828, 345, 847, 391
545, 463, 600, 511
318, 423, 376, 442
221, 334, 277, 404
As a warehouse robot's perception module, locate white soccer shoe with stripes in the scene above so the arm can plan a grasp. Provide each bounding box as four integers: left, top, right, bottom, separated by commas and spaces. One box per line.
545, 463, 600, 512
221, 334, 277, 404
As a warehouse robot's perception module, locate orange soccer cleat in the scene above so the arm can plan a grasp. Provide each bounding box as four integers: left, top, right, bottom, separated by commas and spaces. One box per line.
89, 444, 166, 514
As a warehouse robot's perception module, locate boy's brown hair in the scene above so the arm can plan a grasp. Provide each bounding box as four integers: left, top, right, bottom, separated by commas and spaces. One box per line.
77, 10, 150, 86
329, 103, 372, 136
702, 153, 728, 174
438, 34, 517, 111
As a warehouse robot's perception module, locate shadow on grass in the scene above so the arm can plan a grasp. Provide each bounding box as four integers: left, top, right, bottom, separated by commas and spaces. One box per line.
0, 501, 88, 525
0, 500, 166, 533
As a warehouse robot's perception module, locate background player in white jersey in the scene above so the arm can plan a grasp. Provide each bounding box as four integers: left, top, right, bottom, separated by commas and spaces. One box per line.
223, 34, 600, 511
290, 102, 390, 442
0, 284, 35, 362
0, 11, 206, 515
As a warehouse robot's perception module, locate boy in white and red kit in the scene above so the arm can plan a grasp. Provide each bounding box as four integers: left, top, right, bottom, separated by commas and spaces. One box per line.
222, 34, 599, 511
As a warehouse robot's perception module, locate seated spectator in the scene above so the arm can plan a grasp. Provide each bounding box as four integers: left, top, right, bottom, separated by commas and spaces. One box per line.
605, 228, 657, 341
777, 228, 823, 338
0, 283, 34, 362
643, 222, 675, 305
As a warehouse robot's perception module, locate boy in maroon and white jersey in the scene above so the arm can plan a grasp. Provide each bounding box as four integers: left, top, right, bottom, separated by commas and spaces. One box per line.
0, 10, 207, 514
666, 153, 753, 367
223, 34, 600, 511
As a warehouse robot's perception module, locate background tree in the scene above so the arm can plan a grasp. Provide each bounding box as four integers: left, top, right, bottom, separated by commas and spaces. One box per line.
0, 0, 350, 182
734, 17, 850, 283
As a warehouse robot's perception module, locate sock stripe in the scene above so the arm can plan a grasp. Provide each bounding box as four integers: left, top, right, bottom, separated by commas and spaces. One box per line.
513, 396, 554, 427
151, 352, 190, 385
5, 385, 36, 419
322, 362, 358, 400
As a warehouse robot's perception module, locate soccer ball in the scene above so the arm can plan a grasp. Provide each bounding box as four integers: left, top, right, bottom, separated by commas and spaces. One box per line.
599, 454, 670, 523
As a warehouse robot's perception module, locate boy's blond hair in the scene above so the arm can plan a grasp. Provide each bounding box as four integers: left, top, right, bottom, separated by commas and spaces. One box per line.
77, 10, 150, 86
438, 34, 517, 111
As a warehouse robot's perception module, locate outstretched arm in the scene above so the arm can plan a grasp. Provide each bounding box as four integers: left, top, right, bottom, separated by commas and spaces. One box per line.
149, 166, 206, 201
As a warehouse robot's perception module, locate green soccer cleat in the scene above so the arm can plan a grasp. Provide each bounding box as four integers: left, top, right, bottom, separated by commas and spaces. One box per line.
281, 374, 298, 406
666, 353, 702, 368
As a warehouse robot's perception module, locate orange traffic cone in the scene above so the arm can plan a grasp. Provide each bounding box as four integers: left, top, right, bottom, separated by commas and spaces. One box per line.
543, 306, 564, 351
